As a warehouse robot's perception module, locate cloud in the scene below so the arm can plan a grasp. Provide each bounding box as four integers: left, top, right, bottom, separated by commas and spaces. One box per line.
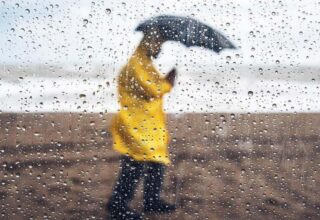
0, 0, 319, 66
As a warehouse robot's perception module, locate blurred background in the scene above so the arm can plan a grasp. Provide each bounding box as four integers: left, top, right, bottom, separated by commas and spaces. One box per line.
1, 0, 320, 113
1, 0, 320, 219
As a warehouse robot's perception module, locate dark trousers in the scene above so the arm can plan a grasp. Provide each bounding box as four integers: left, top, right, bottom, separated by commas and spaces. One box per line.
107, 156, 165, 209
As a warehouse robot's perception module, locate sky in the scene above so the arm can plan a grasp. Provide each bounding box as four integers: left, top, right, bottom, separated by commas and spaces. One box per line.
0, 0, 320, 113
1, 0, 319, 66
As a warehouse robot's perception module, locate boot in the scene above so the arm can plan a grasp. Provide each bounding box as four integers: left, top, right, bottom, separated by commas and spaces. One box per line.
143, 162, 176, 214
143, 198, 176, 214
106, 203, 142, 220
106, 156, 144, 219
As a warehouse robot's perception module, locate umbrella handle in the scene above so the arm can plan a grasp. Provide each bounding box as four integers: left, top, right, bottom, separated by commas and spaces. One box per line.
166, 68, 177, 86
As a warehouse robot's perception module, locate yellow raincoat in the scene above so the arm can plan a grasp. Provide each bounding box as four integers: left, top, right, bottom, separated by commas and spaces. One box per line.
110, 45, 172, 165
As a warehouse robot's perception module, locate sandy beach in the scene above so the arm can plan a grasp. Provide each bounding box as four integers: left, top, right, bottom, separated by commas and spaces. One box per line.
1, 112, 320, 219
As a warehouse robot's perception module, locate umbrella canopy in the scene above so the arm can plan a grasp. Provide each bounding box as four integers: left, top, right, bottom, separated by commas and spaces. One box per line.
135, 15, 236, 53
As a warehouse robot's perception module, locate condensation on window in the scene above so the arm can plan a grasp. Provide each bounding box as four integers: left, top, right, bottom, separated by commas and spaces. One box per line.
1, 0, 320, 219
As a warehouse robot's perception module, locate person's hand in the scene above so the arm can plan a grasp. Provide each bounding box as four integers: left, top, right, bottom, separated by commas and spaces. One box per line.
165, 68, 177, 86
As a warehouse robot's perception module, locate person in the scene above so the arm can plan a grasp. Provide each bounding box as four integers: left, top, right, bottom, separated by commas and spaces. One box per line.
106, 31, 177, 220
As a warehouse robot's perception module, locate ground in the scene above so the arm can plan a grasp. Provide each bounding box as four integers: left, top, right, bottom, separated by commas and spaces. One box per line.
1, 113, 320, 219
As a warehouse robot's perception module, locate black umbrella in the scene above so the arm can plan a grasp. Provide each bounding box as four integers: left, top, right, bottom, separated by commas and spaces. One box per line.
136, 15, 236, 53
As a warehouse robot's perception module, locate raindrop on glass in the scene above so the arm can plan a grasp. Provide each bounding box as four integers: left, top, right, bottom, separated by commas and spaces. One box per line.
105, 8, 111, 14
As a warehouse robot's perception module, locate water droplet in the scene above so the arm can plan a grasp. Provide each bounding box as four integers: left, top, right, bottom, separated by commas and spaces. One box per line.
79, 94, 86, 98
105, 8, 111, 14
248, 91, 254, 97
83, 19, 89, 25
34, 132, 40, 137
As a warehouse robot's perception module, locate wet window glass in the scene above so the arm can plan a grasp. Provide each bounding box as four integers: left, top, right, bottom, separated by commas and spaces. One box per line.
1, 0, 320, 219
